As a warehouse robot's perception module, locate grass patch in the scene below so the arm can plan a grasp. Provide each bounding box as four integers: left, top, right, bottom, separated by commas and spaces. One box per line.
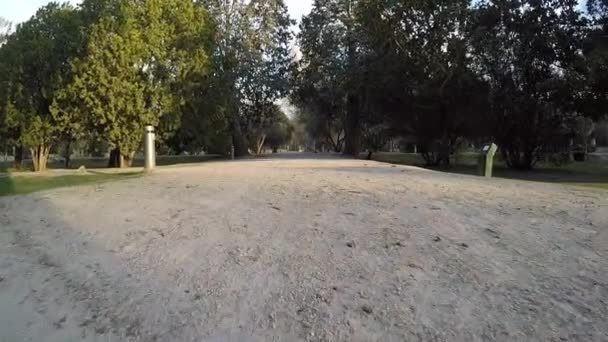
0, 172, 141, 197
369, 152, 608, 189
568, 182, 608, 190
0, 155, 222, 174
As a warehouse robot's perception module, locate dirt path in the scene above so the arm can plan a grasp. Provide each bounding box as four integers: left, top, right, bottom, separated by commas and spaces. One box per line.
1, 155, 607, 341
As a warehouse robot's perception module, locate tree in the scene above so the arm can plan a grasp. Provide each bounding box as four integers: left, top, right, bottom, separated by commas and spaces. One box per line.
356, 0, 482, 166
0, 3, 82, 171
292, 0, 362, 157
266, 117, 294, 153
201, 0, 293, 157
470, 0, 587, 169
55, 0, 211, 167
243, 103, 290, 154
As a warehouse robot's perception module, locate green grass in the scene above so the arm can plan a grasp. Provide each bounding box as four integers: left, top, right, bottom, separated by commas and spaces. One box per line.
369, 152, 608, 190
0, 172, 141, 197
0, 155, 221, 173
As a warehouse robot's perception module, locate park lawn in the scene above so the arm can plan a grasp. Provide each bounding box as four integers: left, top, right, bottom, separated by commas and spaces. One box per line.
0, 155, 221, 173
0, 172, 141, 197
568, 182, 608, 190
370, 152, 608, 189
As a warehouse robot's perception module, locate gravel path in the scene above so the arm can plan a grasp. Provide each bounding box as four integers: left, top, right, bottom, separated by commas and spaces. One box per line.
0, 155, 607, 341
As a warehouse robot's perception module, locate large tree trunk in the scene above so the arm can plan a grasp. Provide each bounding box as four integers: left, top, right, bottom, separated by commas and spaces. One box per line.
231, 116, 249, 157
109, 148, 135, 168
30, 144, 51, 172
344, 93, 361, 157
343, 3, 361, 158
14, 145, 23, 170
121, 151, 134, 168
108, 148, 121, 168
63, 140, 72, 169
255, 134, 266, 155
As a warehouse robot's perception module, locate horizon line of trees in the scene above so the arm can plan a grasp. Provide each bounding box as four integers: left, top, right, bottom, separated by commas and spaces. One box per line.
0, 0, 295, 171
291, 0, 608, 169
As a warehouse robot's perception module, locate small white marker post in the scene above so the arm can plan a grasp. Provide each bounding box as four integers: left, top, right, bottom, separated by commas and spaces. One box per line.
144, 125, 156, 172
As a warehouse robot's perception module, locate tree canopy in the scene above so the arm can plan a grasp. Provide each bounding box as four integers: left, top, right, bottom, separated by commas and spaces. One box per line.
291, 0, 607, 169
0, 0, 607, 171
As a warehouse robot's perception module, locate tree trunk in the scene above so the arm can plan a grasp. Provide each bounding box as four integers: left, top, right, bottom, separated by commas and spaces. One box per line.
255, 135, 266, 155
121, 152, 134, 168
14, 145, 23, 170
30, 144, 51, 172
64, 140, 72, 169
231, 116, 249, 157
110, 149, 135, 168
108, 148, 121, 168
502, 148, 533, 170
344, 93, 361, 157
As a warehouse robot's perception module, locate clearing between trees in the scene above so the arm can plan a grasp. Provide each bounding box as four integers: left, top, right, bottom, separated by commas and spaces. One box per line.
0, 156, 606, 341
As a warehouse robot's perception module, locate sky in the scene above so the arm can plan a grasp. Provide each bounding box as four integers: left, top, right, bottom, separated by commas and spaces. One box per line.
0, 0, 314, 25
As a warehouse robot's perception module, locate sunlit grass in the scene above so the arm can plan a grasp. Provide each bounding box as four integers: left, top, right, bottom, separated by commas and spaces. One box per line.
0, 172, 141, 197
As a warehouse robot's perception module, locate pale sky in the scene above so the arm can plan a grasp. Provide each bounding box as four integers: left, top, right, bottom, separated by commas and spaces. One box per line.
0, 0, 314, 25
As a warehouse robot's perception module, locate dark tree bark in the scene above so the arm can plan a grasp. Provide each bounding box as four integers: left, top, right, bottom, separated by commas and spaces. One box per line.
14, 145, 23, 170
108, 148, 121, 168
63, 140, 72, 169
231, 117, 249, 157
344, 93, 361, 157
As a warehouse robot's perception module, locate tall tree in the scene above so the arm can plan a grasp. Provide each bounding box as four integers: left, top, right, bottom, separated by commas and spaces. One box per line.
201, 0, 293, 156
470, 0, 587, 169
0, 3, 82, 171
54, 0, 211, 167
293, 0, 362, 157
356, 0, 482, 166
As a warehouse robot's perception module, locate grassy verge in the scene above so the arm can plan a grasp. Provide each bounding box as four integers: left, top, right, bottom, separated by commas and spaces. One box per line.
0, 155, 222, 173
0, 172, 141, 197
369, 152, 608, 190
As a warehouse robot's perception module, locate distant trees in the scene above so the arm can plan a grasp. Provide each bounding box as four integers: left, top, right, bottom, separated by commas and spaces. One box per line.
292, 0, 608, 169
291, 0, 362, 156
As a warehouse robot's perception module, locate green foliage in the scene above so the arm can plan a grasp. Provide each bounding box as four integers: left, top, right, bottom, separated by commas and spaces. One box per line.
243, 103, 291, 154
293, 0, 600, 170
469, 0, 588, 169
53, 0, 211, 167
292, 0, 361, 155
0, 3, 82, 171
201, 0, 293, 156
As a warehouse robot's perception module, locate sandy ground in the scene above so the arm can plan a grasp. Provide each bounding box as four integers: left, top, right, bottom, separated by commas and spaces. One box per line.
0, 154, 607, 341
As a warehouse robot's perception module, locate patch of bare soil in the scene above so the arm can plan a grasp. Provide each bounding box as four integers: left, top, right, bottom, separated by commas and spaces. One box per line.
1, 156, 606, 341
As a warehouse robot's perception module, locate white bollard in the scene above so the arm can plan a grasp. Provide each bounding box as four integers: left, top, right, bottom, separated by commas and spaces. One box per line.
144, 125, 156, 172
